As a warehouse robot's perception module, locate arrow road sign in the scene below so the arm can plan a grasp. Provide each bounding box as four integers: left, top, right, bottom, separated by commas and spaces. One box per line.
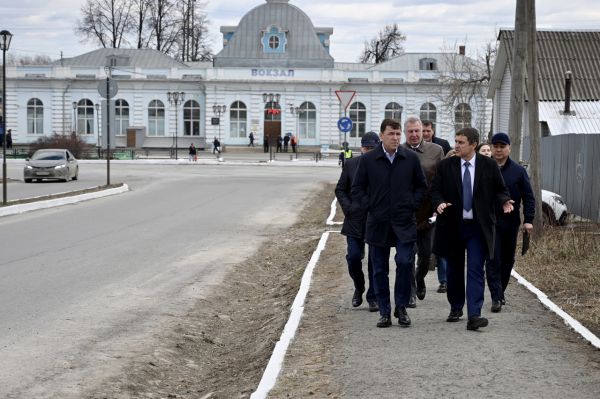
337, 117, 353, 133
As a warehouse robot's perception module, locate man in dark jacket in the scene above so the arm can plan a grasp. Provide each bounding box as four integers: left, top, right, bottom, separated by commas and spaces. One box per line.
335, 132, 381, 312
352, 119, 427, 328
431, 127, 513, 331
422, 120, 451, 155
486, 132, 535, 313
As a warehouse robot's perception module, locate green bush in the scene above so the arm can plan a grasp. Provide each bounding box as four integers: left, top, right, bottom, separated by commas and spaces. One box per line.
29, 132, 93, 158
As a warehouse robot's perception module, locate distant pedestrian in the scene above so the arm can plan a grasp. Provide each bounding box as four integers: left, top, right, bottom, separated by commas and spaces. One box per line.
263, 135, 269, 153
6, 129, 12, 149
188, 143, 197, 161
290, 134, 298, 153
248, 132, 255, 147
283, 134, 290, 152
276, 135, 283, 152
212, 137, 221, 154
477, 143, 492, 157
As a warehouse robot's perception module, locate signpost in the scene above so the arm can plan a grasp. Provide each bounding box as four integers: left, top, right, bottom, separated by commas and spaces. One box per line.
335, 90, 356, 145
97, 77, 118, 186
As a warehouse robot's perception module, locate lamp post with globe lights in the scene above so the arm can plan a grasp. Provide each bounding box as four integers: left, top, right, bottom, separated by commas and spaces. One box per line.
167, 91, 185, 160
1, 29, 13, 205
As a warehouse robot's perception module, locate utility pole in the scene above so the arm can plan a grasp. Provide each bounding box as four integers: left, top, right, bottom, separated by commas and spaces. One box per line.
525, 0, 544, 237
508, 0, 527, 161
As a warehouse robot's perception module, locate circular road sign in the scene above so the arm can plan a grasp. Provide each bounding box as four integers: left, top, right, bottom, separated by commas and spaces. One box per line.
337, 117, 353, 133
97, 79, 119, 99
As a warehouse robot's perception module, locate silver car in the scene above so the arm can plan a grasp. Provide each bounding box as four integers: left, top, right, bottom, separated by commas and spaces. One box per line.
24, 149, 79, 183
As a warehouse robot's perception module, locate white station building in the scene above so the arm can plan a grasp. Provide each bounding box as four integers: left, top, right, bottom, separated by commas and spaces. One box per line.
3, 0, 489, 150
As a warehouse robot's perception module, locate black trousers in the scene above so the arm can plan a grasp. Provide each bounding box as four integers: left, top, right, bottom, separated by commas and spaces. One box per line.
410, 227, 433, 296
486, 222, 519, 301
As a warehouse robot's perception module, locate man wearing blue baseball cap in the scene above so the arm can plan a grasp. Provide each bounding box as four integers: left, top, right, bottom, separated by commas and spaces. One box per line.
335, 131, 381, 312
486, 132, 535, 313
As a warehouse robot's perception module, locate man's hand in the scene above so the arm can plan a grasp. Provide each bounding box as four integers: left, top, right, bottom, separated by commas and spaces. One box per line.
523, 223, 533, 233
502, 200, 515, 213
436, 203, 452, 214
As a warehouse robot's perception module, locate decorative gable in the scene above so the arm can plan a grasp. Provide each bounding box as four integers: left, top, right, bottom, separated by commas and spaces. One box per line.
262, 26, 287, 54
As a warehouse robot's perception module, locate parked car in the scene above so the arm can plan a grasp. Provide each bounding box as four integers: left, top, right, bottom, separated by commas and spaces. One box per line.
541, 189, 568, 226
24, 149, 79, 183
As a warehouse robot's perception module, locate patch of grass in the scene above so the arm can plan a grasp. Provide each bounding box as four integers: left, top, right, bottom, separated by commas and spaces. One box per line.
516, 222, 600, 337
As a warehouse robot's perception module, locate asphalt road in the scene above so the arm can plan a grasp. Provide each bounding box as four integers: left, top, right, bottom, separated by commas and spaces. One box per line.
0, 162, 339, 398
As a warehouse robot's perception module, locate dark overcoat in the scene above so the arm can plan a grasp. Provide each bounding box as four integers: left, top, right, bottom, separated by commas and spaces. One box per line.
351, 144, 427, 247
335, 156, 365, 238
430, 153, 511, 259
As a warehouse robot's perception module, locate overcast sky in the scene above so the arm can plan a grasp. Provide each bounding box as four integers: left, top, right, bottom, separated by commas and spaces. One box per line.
1, 0, 599, 62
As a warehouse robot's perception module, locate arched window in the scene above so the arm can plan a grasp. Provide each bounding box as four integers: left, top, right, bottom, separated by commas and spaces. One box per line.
27, 98, 44, 134
230, 101, 247, 138
455, 103, 472, 130
264, 101, 281, 121
77, 99, 94, 135
183, 100, 200, 136
298, 102, 317, 139
384, 102, 403, 122
420, 103, 437, 127
115, 99, 129, 136
148, 100, 165, 136
349, 102, 366, 138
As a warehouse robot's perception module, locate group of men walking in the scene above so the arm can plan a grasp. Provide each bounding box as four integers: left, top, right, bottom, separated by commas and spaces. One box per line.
335, 117, 535, 331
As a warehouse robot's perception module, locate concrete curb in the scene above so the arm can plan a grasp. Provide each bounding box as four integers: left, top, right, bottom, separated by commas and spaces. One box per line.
0, 184, 130, 217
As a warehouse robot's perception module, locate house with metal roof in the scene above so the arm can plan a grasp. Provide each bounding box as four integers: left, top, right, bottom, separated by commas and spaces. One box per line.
488, 29, 600, 139
4, 0, 489, 151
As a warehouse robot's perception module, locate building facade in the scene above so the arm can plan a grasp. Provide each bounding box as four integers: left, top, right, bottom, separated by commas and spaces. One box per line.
4, 0, 490, 149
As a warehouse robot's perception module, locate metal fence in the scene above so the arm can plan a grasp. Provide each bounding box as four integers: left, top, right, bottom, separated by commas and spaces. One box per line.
541, 134, 600, 222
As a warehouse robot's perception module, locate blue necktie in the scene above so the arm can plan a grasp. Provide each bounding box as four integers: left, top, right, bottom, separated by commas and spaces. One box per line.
463, 161, 473, 212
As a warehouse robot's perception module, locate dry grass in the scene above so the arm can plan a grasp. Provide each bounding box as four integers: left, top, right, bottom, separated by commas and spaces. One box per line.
516, 222, 600, 337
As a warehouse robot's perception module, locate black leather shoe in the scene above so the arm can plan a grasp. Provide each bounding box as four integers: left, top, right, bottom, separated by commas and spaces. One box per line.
437, 283, 447, 293
368, 301, 379, 312
416, 279, 426, 300
376, 315, 392, 328
491, 300, 502, 313
446, 309, 463, 322
407, 296, 417, 308
467, 316, 489, 331
352, 289, 363, 307
394, 306, 411, 327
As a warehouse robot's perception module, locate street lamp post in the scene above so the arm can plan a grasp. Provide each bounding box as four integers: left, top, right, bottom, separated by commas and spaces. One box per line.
290, 104, 300, 158
94, 103, 100, 157
1, 29, 13, 205
212, 104, 226, 157
72, 101, 78, 133
167, 91, 185, 160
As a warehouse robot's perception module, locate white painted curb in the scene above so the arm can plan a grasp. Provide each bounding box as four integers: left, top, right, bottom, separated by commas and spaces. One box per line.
251, 231, 335, 398
326, 198, 343, 226
0, 184, 129, 217
512, 270, 600, 349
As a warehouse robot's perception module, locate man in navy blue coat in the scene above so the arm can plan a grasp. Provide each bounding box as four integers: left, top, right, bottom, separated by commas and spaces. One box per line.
431, 128, 513, 331
486, 132, 535, 313
335, 132, 381, 312
351, 119, 427, 328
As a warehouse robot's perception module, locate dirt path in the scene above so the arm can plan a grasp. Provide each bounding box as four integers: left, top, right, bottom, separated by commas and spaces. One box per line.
271, 232, 600, 398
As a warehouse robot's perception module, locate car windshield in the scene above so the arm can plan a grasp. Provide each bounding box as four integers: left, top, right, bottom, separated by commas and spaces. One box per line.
32, 152, 66, 161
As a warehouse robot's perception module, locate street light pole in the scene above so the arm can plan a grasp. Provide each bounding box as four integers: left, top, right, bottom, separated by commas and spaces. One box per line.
167, 91, 185, 160
212, 104, 226, 158
72, 101, 77, 133
1, 29, 13, 205
94, 103, 100, 158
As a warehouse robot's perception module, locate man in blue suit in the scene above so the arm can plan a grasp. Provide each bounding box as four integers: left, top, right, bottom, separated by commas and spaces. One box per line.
352, 119, 427, 328
431, 127, 513, 331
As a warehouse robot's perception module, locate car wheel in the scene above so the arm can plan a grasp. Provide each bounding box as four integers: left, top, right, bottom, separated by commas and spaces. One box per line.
542, 204, 557, 226
72, 168, 79, 180
24, 178, 32, 183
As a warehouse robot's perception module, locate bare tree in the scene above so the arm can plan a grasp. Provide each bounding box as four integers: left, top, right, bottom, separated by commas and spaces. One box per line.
436, 41, 496, 139
147, 0, 181, 55
185, 1, 212, 61
6, 54, 53, 66
132, 0, 152, 49
75, 0, 134, 48
359, 24, 406, 64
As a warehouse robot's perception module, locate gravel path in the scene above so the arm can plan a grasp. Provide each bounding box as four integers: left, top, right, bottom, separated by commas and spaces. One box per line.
271, 233, 600, 398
